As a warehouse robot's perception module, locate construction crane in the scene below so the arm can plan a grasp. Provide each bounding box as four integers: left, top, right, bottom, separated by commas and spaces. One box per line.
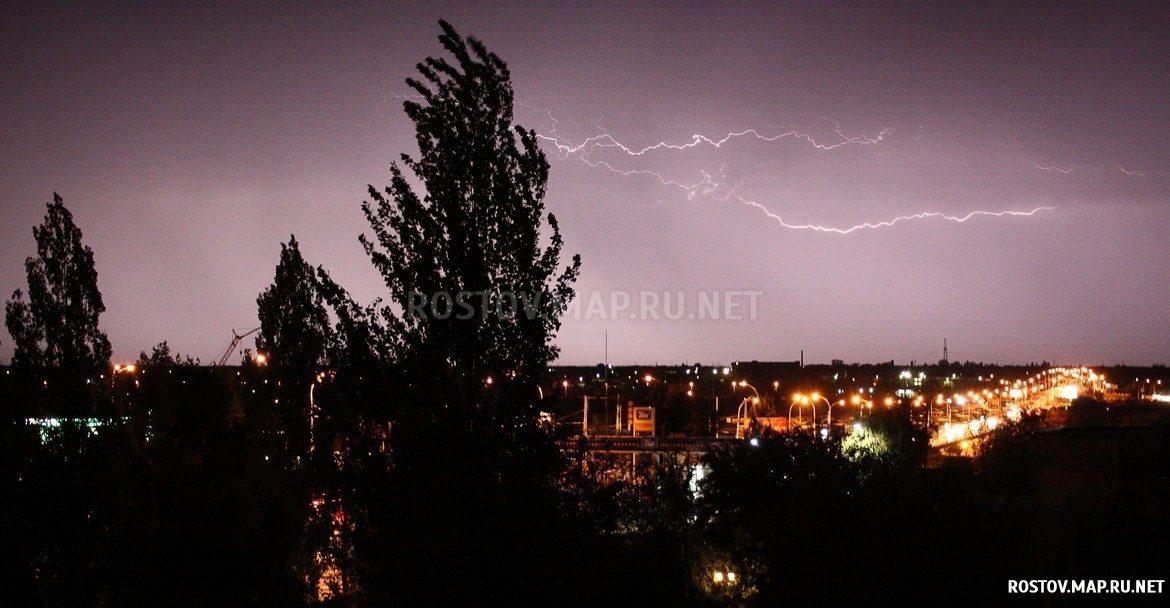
215, 327, 260, 366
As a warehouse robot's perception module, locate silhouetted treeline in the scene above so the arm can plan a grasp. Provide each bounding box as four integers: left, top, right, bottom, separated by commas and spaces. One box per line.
5, 366, 1169, 606
0, 364, 307, 606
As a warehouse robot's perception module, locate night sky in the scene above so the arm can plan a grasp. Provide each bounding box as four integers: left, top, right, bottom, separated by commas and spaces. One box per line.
2, 2, 1168, 367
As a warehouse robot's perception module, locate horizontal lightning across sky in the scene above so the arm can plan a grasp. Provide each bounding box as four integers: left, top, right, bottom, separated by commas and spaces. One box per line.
521, 104, 1058, 233
1028, 160, 1147, 177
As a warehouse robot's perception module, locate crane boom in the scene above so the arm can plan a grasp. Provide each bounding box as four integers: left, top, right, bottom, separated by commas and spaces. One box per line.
215, 327, 260, 366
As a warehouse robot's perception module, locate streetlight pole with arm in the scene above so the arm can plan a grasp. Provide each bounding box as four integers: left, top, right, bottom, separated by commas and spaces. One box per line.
809, 393, 831, 428
790, 393, 817, 434
734, 381, 760, 439
791, 394, 820, 433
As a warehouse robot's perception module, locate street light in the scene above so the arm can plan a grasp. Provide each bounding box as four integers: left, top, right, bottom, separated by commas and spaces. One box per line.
789, 393, 817, 434
790, 393, 820, 433
850, 394, 872, 420
832, 399, 846, 430
713, 570, 738, 584
737, 380, 761, 402
808, 392, 831, 428
954, 394, 968, 422
735, 398, 751, 439
734, 381, 760, 439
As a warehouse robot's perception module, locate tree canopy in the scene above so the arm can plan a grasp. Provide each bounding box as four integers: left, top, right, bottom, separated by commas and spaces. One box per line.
360, 19, 581, 412
255, 235, 329, 375
5, 193, 111, 371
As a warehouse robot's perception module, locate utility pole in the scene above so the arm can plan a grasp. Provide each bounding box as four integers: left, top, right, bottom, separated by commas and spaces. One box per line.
604, 331, 609, 434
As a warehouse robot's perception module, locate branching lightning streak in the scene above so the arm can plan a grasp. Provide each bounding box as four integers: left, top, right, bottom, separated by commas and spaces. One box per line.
729, 195, 1054, 234
524, 104, 1054, 232
377, 97, 1056, 232
538, 125, 891, 159
1030, 160, 1147, 176
612, 162, 1055, 232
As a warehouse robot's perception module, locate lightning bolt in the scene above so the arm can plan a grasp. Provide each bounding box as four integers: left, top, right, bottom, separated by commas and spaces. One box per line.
1029, 161, 1101, 174
1030, 160, 1148, 177
522, 104, 1054, 232
729, 194, 1055, 234
377, 95, 1055, 232
538, 125, 892, 158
